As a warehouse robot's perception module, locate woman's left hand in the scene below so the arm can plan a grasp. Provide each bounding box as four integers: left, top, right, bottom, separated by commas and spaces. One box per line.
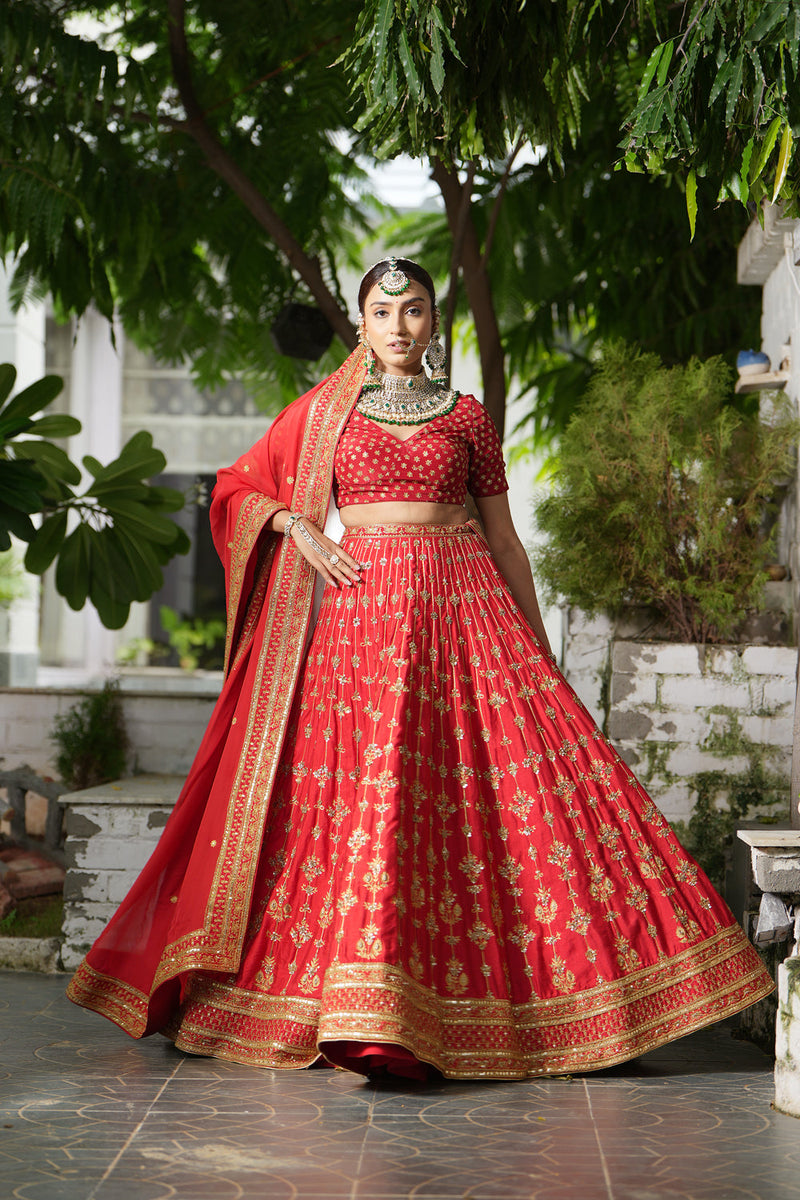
289, 517, 365, 589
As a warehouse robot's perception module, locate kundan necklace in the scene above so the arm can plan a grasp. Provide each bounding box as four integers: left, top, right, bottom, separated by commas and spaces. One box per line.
357, 369, 459, 425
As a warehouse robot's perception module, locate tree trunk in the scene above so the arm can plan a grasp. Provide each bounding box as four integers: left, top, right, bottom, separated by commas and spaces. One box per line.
431, 159, 507, 437
166, 0, 356, 351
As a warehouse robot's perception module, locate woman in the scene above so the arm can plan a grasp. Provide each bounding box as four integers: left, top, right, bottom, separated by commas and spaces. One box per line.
68, 257, 773, 1080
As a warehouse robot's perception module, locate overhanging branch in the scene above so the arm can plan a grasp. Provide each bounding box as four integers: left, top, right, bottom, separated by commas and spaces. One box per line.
165, 0, 355, 350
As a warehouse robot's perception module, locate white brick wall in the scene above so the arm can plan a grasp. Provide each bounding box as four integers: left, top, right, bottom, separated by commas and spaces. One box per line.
0, 685, 216, 780
60, 775, 183, 970
608, 640, 795, 823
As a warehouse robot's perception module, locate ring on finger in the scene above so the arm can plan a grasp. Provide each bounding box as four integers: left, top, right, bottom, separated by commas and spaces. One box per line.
330, 554, 340, 566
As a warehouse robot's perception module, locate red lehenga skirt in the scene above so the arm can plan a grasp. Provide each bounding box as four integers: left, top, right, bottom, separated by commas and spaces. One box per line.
168, 522, 773, 1079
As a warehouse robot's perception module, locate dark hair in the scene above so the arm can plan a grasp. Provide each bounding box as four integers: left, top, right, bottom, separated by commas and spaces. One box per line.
357, 258, 436, 313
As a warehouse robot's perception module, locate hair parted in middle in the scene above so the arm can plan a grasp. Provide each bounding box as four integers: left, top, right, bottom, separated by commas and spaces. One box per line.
357, 258, 437, 314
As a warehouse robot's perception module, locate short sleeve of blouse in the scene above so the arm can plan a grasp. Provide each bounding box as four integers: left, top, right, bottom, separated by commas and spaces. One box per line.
466, 396, 509, 498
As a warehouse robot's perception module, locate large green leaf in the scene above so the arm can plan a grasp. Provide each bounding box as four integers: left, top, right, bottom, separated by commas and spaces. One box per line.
140, 484, 185, 513
0, 374, 64, 438
13, 439, 82, 487
111, 525, 166, 594
86, 480, 151, 502
108, 498, 181, 544
27, 413, 82, 439
0, 500, 36, 544
88, 578, 131, 629
0, 459, 47, 515
773, 121, 794, 201
0, 365, 16, 407
151, 525, 191, 564
24, 509, 68, 574
94, 527, 150, 602
54, 524, 92, 610
84, 431, 167, 487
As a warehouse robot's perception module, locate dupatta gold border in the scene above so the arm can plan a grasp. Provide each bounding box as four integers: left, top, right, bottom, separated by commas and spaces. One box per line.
149, 350, 367, 990
222, 495, 286, 674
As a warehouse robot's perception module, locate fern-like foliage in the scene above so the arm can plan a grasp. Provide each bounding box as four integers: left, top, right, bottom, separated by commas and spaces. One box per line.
618, 1, 800, 222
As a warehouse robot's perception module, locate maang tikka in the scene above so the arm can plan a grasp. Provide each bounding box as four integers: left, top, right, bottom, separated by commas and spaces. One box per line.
379, 256, 410, 296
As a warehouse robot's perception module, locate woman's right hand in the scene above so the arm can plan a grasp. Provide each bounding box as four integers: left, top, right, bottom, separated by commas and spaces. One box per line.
278, 514, 365, 589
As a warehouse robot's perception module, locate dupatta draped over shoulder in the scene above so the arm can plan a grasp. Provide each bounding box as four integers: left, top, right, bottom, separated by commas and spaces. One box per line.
67, 348, 367, 1036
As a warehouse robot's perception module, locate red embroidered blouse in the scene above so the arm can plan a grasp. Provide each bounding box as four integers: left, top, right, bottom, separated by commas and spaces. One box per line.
333, 393, 509, 507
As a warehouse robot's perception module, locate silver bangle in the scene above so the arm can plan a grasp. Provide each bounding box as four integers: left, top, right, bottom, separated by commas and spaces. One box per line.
283, 512, 302, 537
293, 516, 330, 560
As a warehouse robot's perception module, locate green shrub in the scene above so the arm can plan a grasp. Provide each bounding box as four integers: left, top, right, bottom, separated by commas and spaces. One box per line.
534, 342, 800, 643
50, 680, 130, 790
159, 605, 226, 671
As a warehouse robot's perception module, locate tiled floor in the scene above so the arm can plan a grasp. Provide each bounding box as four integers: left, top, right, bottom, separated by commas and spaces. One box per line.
1, 973, 798, 1200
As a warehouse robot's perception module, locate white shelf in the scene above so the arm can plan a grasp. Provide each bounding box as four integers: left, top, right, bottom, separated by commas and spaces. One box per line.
737, 829, 800, 849
734, 370, 790, 394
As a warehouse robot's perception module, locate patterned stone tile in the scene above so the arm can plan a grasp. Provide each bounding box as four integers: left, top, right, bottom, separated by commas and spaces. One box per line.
2, 973, 799, 1200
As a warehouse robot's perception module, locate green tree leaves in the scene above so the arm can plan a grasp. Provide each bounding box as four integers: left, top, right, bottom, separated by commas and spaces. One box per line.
621, 0, 800, 219
0, 0, 785, 453
0, 364, 188, 629
1, 0, 366, 403
346, 1, 575, 162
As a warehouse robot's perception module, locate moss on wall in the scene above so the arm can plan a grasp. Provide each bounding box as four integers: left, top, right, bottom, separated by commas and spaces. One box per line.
620, 709, 789, 889
666, 711, 788, 889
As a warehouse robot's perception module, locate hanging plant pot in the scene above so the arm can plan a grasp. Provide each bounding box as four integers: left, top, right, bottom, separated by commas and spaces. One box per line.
270, 303, 333, 361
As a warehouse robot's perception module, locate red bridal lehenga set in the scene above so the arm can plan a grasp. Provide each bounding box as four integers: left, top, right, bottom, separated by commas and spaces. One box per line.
68, 346, 773, 1080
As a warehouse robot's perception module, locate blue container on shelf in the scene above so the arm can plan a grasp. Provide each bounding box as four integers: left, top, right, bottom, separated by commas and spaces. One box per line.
736, 349, 771, 376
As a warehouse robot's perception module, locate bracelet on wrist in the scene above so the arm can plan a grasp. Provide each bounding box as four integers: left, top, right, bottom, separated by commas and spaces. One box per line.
284, 512, 331, 561
283, 512, 302, 537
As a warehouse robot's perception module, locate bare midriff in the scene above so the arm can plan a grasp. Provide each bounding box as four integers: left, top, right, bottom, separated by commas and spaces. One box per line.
339, 501, 468, 528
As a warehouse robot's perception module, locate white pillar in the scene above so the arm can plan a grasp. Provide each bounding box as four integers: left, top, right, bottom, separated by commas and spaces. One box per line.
0, 264, 45, 685
45, 310, 124, 672
775, 956, 800, 1117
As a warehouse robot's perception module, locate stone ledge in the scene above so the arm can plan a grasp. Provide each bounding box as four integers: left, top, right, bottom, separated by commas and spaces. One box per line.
738, 831, 800, 850
58, 773, 183, 809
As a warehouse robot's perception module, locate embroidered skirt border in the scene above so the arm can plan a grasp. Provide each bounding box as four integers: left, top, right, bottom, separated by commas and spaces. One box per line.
161, 925, 770, 1079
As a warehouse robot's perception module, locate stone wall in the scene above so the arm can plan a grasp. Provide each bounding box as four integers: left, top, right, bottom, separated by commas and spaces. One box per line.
59, 775, 182, 971
0, 683, 217, 839
562, 610, 795, 825
610, 641, 794, 824
0, 682, 218, 776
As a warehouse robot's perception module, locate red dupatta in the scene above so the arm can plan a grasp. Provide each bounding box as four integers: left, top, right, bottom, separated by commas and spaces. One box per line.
67, 347, 367, 1036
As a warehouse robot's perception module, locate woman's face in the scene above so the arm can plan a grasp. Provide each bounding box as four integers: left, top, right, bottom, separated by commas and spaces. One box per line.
361, 281, 434, 377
